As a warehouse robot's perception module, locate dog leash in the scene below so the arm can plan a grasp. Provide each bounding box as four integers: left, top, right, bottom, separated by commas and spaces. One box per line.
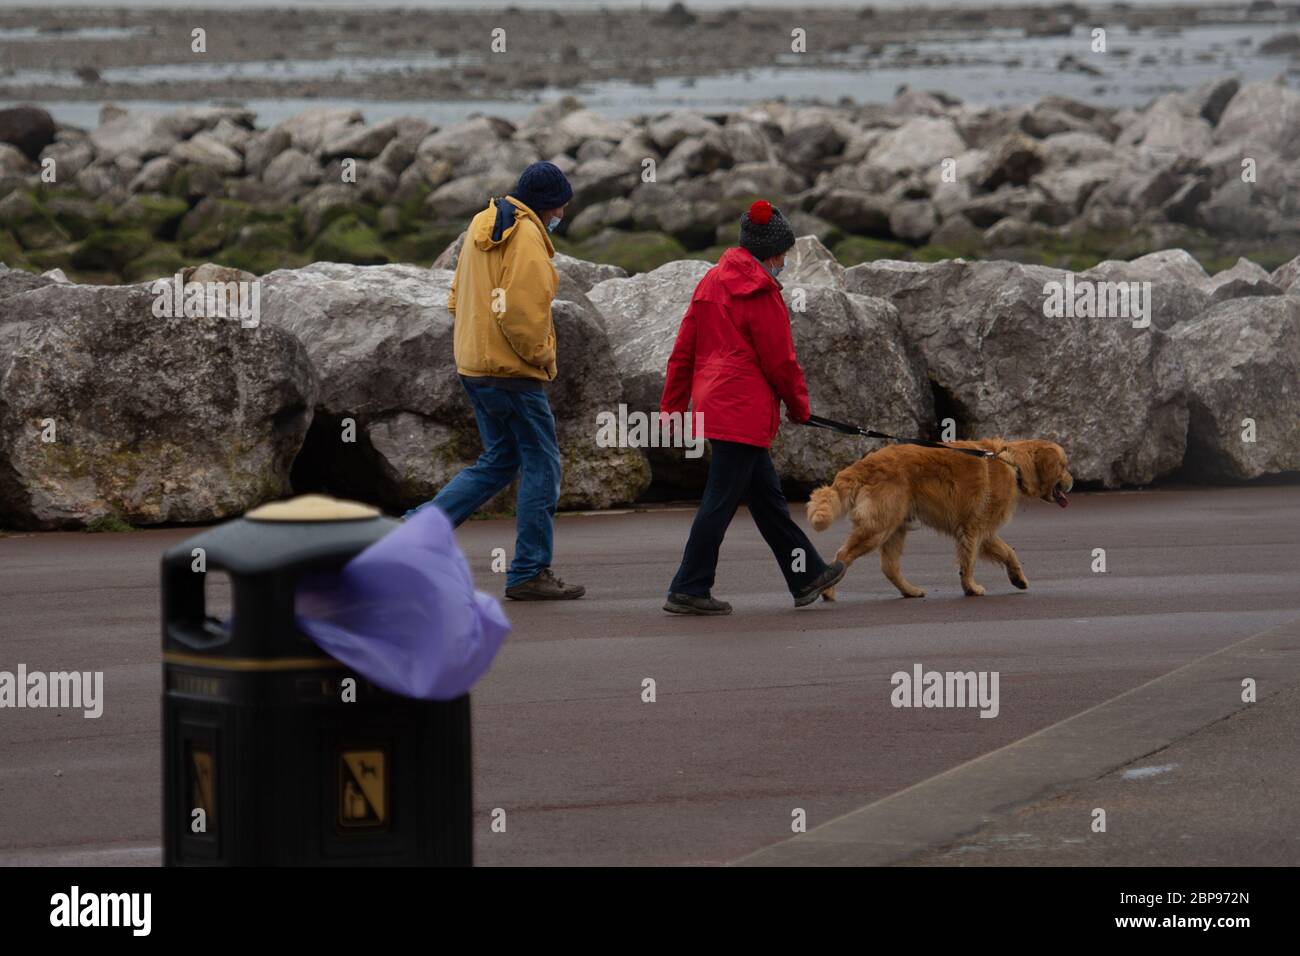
802, 414, 996, 460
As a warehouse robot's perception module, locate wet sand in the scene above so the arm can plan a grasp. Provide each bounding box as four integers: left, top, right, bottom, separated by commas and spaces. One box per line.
0, 4, 1295, 109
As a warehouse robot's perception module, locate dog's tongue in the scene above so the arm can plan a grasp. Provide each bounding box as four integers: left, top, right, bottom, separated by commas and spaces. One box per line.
1053, 488, 1069, 508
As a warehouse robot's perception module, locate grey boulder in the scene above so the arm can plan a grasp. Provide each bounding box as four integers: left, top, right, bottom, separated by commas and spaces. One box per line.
1170, 296, 1300, 481
845, 258, 1189, 486
1079, 252, 1212, 329
259, 262, 648, 512
0, 279, 316, 529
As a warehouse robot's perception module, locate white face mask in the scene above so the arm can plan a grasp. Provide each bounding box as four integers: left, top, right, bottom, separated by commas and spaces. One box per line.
547, 217, 561, 232
770, 263, 784, 278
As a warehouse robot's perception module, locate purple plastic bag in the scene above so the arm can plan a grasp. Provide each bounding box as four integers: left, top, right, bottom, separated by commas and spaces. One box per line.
295, 506, 510, 700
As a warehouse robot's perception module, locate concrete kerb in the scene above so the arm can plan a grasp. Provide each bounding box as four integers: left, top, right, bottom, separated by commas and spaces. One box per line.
733, 615, 1300, 867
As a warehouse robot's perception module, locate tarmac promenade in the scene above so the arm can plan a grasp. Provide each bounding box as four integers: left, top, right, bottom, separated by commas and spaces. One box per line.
1, 484, 1297, 866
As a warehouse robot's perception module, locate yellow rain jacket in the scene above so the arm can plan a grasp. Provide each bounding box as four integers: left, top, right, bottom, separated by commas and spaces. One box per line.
450, 196, 558, 383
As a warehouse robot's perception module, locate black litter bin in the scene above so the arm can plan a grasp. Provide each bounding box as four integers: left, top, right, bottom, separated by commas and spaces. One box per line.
161, 494, 472, 866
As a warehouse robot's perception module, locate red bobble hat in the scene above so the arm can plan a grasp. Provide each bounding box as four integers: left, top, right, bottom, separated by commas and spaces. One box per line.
739, 199, 795, 259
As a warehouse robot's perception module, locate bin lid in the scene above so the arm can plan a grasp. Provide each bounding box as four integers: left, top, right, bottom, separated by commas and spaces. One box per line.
163, 496, 396, 577
247, 494, 380, 523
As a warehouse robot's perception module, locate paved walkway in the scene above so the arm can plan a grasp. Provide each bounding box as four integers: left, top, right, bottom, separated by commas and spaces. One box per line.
1, 485, 1297, 865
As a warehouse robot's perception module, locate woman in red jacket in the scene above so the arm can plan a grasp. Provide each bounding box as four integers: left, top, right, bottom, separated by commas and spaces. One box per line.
660, 200, 845, 615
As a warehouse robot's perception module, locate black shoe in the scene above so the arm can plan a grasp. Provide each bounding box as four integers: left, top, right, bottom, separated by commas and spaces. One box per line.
663, 592, 733, 615
505, 569, 585, 600
793, 560, 846, 607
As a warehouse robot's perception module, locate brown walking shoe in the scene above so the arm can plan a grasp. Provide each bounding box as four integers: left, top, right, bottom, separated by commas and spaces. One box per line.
505, 568, 586, 601
663, 592, 733, 615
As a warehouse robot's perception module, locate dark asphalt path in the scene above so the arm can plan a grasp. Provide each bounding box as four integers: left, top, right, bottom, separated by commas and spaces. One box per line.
0, 484, 1297, 865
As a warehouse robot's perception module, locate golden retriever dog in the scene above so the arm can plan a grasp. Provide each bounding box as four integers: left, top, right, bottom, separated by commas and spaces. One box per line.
806, 439, 1073, 599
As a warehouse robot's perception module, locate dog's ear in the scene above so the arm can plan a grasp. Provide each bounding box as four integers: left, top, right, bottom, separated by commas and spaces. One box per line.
1032, 442, 1065, 495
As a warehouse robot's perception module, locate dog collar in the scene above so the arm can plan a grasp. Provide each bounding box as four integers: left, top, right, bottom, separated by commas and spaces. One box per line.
995, 453, 1031, 497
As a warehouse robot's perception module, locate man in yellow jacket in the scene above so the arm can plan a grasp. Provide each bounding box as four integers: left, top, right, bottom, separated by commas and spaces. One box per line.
406, 162, 584, 600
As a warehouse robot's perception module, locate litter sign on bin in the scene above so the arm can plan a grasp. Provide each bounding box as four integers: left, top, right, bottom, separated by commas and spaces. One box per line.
338, 748, 388, 830
189, 745, 216, 830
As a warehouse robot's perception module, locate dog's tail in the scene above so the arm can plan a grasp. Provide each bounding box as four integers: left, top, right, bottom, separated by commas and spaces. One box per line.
807, 480, 851, 532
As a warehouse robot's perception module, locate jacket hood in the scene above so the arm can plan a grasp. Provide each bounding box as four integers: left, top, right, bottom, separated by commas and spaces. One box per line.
472, 195, 555, 256
717, 246, 781, 296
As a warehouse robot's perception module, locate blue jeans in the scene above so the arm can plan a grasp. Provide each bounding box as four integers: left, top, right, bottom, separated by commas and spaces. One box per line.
406, 377, 561, 588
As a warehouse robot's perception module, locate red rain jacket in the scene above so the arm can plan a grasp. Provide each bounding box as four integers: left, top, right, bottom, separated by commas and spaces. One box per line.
660, 247, 811, 448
